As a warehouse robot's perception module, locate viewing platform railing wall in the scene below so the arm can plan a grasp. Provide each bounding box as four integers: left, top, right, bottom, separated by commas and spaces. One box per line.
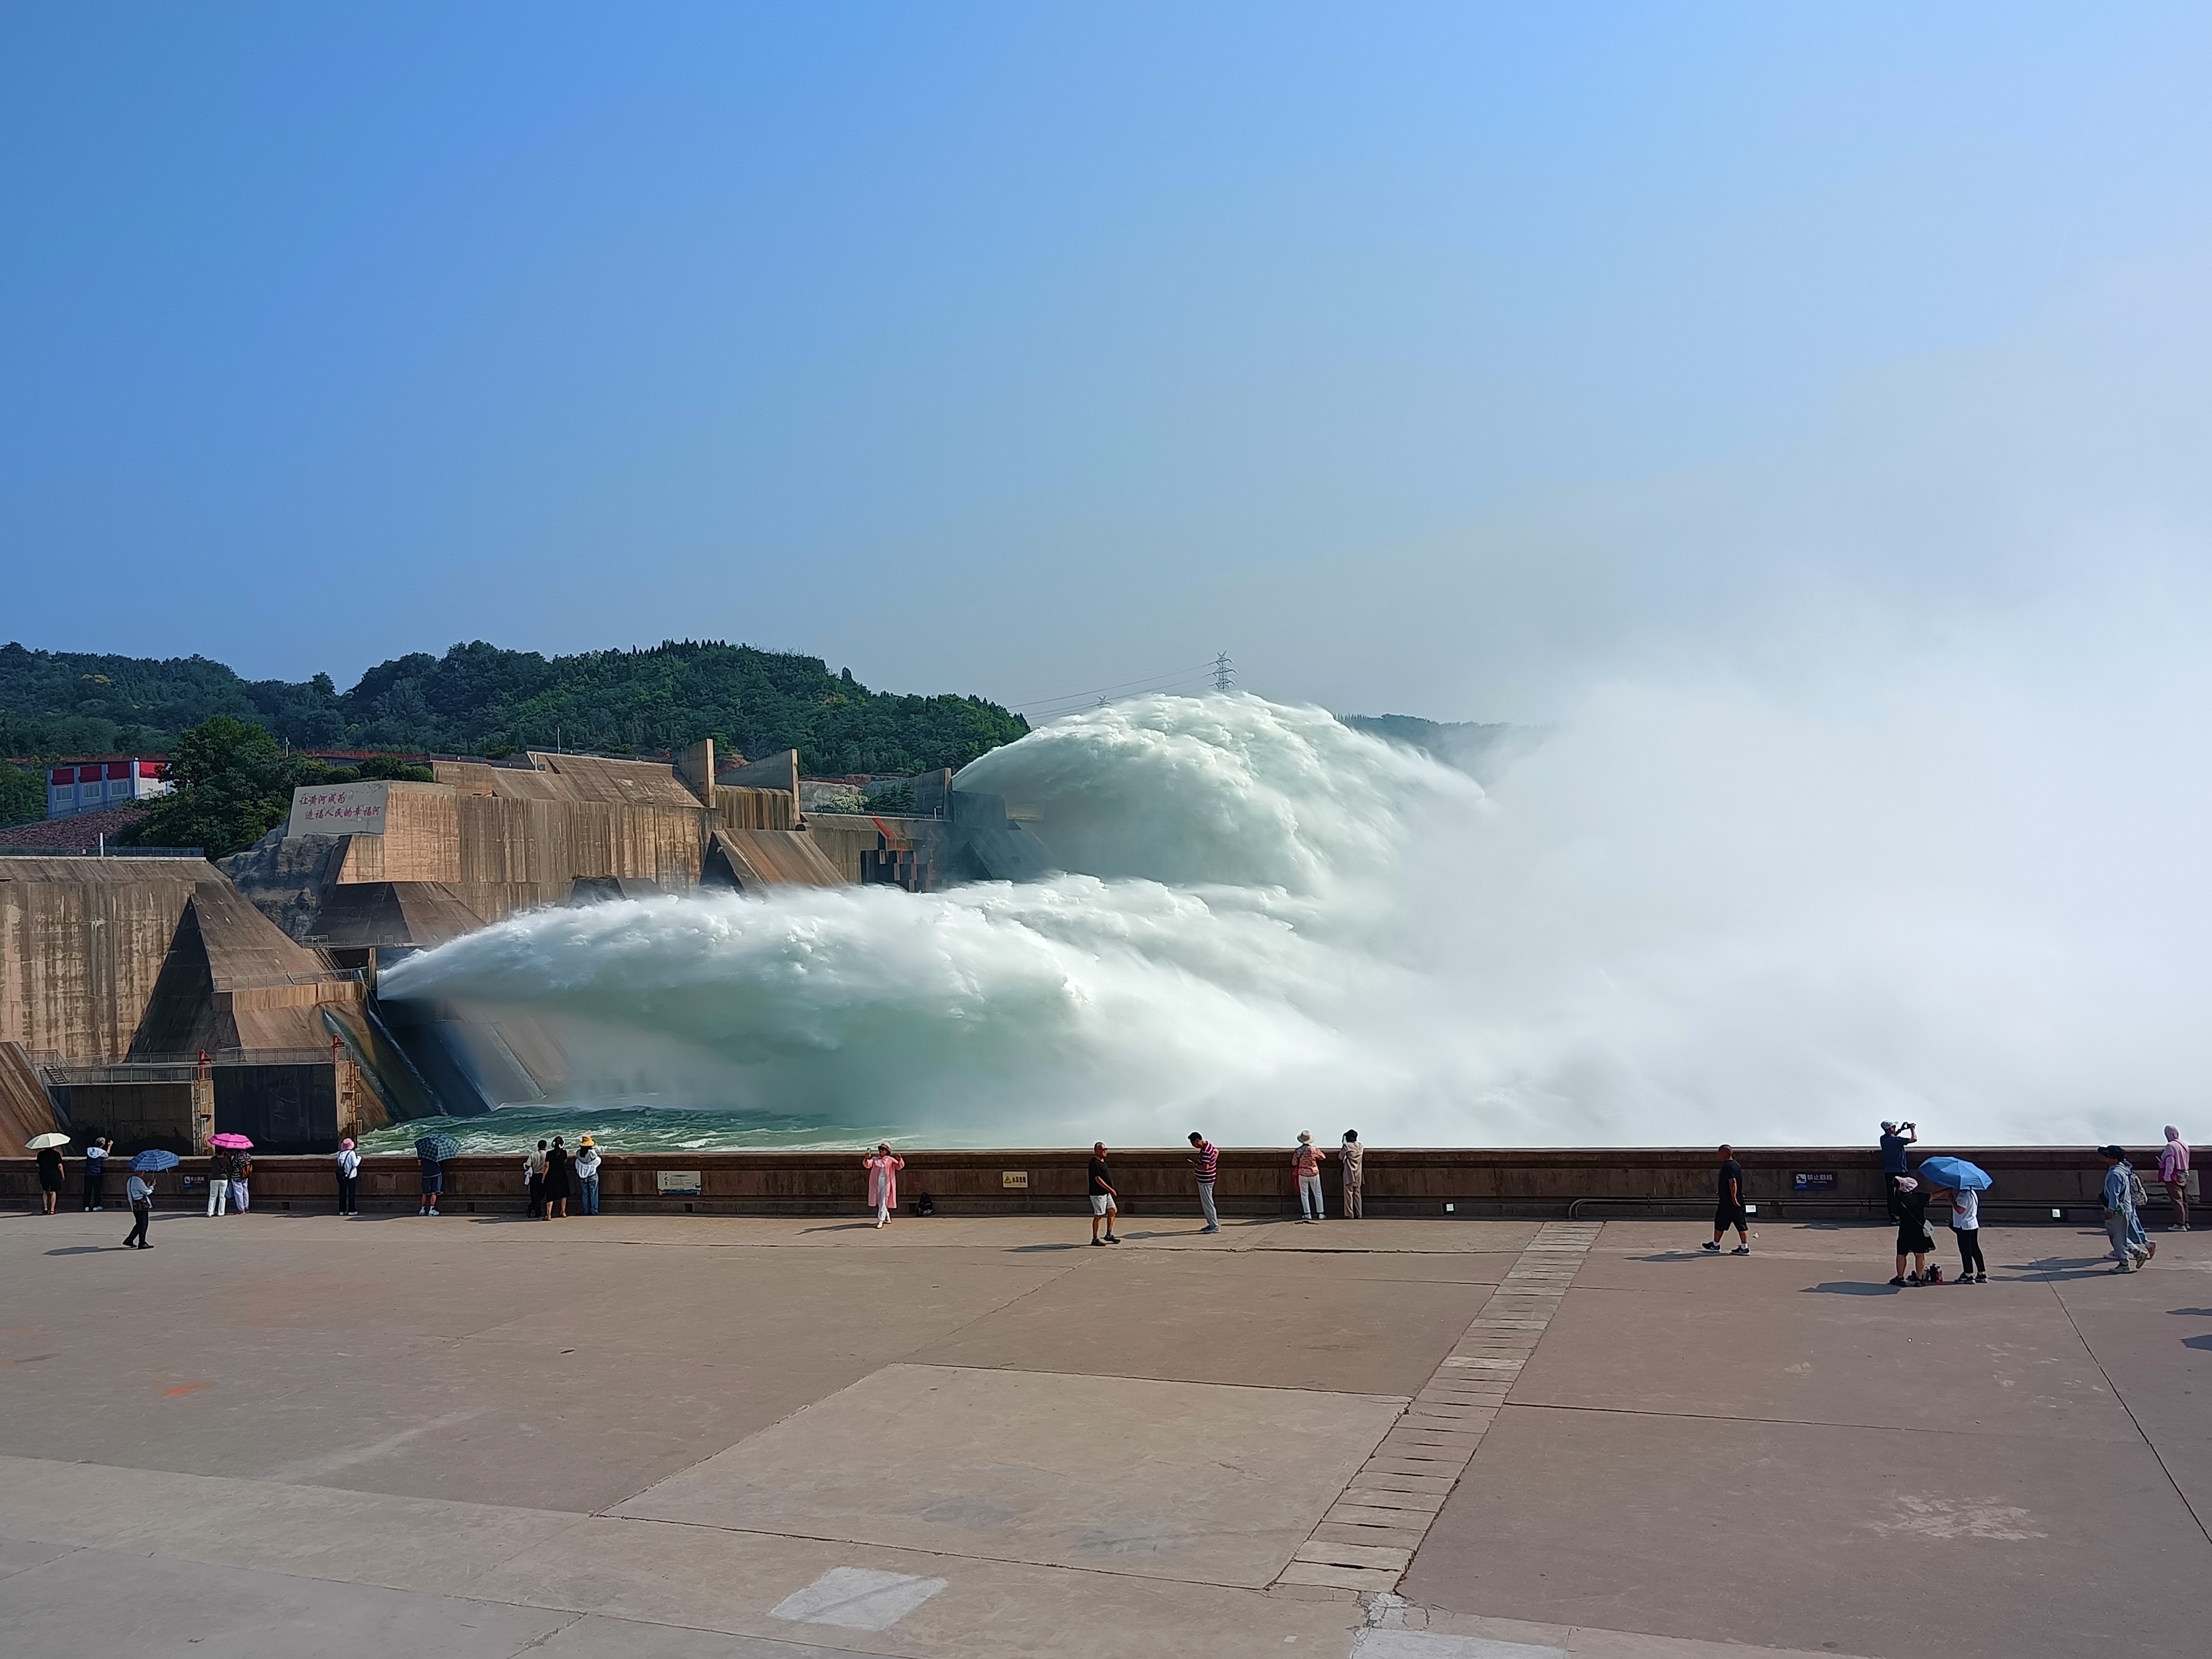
2, 1146, 2182, 1221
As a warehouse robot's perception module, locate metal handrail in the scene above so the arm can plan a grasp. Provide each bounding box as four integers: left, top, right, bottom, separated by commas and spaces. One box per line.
0, 846, 205, 858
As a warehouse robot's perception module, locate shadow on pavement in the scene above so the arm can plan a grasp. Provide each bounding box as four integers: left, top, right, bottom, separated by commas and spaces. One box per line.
1804, 1281, 1897, 1295
44, 1245, 110, 1256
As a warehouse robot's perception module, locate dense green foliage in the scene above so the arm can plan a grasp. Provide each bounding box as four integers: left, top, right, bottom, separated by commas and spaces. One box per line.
122, 718, 433, 859
0, 759, 43, 828
2, 639, 1026, 776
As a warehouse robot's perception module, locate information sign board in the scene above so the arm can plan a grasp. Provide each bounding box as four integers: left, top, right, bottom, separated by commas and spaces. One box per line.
287, 780, 390, 838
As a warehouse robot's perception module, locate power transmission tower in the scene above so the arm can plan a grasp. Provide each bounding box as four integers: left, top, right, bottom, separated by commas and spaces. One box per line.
1211, 652, 1235, 693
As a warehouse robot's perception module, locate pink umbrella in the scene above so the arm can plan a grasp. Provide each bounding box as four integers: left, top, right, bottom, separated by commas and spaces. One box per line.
209, 1133, 254, 1150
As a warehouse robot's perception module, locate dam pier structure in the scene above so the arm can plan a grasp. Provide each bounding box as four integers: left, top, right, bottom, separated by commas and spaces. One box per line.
0, 742, 1046, 1158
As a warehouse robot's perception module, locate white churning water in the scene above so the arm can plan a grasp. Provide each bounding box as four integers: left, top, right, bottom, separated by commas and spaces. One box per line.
378, 682, 2212, 1151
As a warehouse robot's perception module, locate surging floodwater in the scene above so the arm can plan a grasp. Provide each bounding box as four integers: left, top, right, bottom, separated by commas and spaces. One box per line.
372, 695, 1475, 1153
373, 683, 2209, 1154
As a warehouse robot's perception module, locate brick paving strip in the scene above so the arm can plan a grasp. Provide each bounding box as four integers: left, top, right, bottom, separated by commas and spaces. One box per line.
1274, 1219, 1603, 1593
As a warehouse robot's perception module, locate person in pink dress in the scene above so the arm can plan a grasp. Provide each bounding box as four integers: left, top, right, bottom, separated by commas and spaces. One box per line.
864, 1143, 904, 1228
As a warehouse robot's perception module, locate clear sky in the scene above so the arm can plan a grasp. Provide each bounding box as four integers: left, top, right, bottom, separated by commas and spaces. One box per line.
4, 2, 2209, 720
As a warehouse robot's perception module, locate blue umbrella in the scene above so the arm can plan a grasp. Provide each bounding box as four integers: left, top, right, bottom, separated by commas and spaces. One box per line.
414, 1133, 461, 1163
131, 1149, 181, 1173
1915, 1155, 1991, 1191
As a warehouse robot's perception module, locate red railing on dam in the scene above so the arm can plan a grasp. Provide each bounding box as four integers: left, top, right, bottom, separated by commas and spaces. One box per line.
1, 1146, 2164, 1221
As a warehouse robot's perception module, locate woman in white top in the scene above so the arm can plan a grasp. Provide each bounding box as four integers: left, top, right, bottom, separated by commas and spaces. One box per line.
1943, 1184, 1986, 1284
335, 1138, 361, 1215
574, 1136, 602, 1217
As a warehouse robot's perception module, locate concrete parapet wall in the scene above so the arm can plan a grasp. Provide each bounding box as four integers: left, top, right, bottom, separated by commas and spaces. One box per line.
0, 1145, 2156, 1219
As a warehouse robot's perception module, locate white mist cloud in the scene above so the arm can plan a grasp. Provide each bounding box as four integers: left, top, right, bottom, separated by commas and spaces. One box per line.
385, 260, 2212, 1150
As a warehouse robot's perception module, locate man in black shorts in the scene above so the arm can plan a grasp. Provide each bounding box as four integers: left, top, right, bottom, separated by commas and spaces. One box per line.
1703, 1143, 1750, 1255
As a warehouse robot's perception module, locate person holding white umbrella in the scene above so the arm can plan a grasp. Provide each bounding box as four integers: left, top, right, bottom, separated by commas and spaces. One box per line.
28, 1133, 69, 1216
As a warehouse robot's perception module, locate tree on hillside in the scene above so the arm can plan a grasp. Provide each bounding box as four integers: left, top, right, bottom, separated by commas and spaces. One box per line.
0, 760, 43, 829
3, 638, 1029, 775
121, 718, 320, 857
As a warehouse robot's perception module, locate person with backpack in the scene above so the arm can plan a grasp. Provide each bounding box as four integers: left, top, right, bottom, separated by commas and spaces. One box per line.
2100, 1146, 2154, 1272
335, 1138, 361, 1215
1292, 1132, 1325, 1222
229, 1152, 252, 1214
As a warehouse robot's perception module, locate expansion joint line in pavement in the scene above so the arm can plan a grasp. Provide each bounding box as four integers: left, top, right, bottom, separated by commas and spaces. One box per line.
2045, 1275, 2212, 1547
1273, 1220, 1601, 1594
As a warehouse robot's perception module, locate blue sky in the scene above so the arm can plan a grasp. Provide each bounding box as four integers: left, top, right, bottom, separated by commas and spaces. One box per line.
4, 3, 2209, 718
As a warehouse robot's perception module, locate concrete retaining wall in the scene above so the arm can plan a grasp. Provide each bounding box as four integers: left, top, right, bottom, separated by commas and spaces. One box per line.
0, 1146, 2166, 1221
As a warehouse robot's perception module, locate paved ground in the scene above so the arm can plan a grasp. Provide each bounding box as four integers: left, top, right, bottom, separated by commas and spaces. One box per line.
0, 1204, 2204, 1659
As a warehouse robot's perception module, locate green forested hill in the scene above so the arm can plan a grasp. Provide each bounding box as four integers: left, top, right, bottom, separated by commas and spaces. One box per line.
0, 639, 1027, 776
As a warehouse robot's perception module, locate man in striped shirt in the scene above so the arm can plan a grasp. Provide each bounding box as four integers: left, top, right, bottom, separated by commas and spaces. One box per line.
1187, 1132, 1221, 1234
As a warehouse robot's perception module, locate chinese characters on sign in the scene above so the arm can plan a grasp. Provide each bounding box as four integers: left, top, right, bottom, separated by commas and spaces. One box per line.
286, 781, 391, 838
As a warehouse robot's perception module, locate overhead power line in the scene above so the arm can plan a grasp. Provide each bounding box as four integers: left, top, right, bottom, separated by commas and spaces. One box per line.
1007, 661, 1221, 713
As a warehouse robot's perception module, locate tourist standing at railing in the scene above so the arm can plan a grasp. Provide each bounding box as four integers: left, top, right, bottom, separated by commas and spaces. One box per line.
864, 1142, 903, 1228
525, 1141, 548, 1219
543, 1136, 572, 1220
36, 1141, 64, 1216
335, 1139, 360, 1216
229, 1153, 252, 1214
576, 1135, 602, 1216
2159, 1126, 2190, 1232
1292, 1132, 1325, 1222
1187, 1132, 1220, 1234
1879, 1120, 1917, 1220
1340, 1130, 1365, 1219
82, 1137, 110, 1212
205, 1148, 232, 1216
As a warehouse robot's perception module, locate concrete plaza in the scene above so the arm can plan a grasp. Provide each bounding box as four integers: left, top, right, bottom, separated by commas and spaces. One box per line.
0, 1203, 2204, 1659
